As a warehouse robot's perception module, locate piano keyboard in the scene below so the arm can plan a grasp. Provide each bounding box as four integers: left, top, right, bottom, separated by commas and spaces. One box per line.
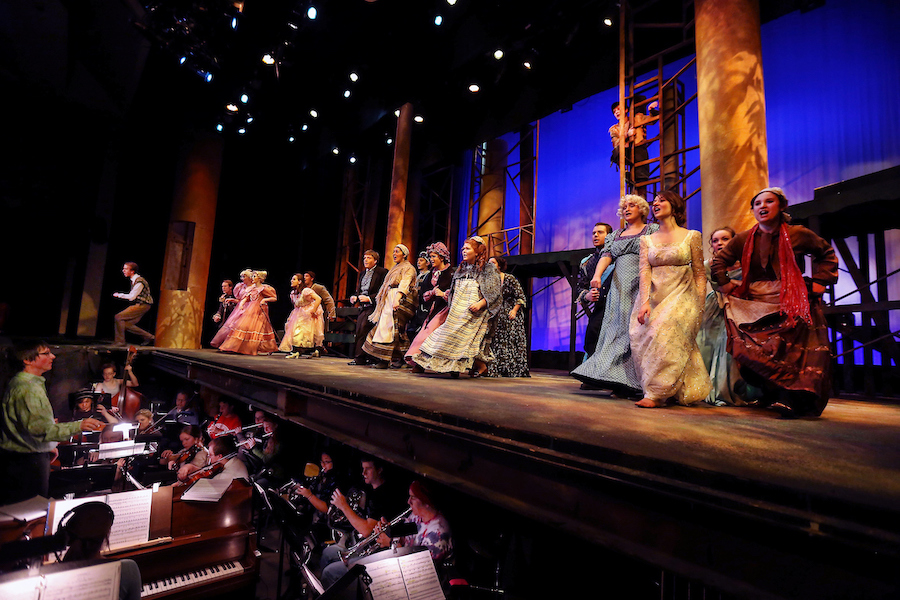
140, 561, 244, 597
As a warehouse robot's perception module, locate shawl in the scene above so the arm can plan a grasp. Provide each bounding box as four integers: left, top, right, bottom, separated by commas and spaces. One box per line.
368, 260, 416, 324
733, 223, 811, 325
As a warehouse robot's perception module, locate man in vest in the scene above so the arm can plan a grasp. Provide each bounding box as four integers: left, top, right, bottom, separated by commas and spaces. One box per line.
113, 261, 155, 346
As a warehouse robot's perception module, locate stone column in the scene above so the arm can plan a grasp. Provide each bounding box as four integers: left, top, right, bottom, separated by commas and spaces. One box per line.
695, 0, 768, 244
385, 102, 414, 266
155, 133, 223, 348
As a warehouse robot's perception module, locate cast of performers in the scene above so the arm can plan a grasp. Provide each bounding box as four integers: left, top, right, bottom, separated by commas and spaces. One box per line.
697, 227, 757, 406
405, 242, 454, 365
571, 195, 659, 397
212, 279, 236, 329
629, 191, 711, 408
0, 341, 104, 504
217, 270, 278, 356
711, 187, 838, 418
485, 256, 530, 378
113, 261, 155, 347
210, 269, 254, 347
406, 251, 433, 338
576, 223, 614, 361
362, 244, 418, 369
279, 274, 325, 359
348, 250, 389, 365
412, 236, 502, 378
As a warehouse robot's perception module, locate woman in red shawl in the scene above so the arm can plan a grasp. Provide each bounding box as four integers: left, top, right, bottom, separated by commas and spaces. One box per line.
711, 187, 838, 418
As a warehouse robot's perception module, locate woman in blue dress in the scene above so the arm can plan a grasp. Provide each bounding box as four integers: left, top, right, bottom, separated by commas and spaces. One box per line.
571, 195, 658, 397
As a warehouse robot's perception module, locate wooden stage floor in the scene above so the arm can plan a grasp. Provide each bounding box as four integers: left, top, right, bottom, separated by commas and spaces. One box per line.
147, 348, 900, 599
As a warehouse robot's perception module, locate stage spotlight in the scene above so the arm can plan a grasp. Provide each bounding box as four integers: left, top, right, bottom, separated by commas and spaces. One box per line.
309, 109, 318, 118
238, 127, 246, 134
288, 21, 299, 30
332, 147, 339, 155
179, 56, 187, 64
231, 17, 238, 29
394, 109, 400, 117
386, 137, 393, 145
246, 115, 254, 123
343, 89, 351, 98
216, 123, 224, 132
349, 155, 357, 164
288, 135, 295, 143
603, 18, 613, 27
302, 124, 309, 131
226, 103, 239, 112
447, 0, 457, 5
349, 72, 359, 82
241, 93, 249, 103
262, 53, 275, 65
205, 72, 213, 82
469, 84, 480, 92
493, 49, 504, 60
523, 61, 532, 69
414, 115, 424, 123
307, 5, 317, 19
434, 15, 443, 26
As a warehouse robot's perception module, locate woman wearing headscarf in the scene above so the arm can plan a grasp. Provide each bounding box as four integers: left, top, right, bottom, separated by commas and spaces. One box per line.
412, 236, 502, 378
711, 187, 838, 418
362, 244, 418, 369
405, 242, 454, 365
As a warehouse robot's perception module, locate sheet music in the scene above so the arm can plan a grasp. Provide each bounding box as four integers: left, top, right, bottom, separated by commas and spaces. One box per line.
49, 497, 99, 537
364, 550, 445, 600
0, 577, 40, 600
180, 477, 233, 502
105, 489, 153, 550
0, 496, 49, 522
397, 551, 444, 600
41, 561, 121, 600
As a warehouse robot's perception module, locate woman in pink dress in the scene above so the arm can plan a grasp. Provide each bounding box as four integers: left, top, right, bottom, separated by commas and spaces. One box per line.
211, 268, 253, 348
279, 273, 325, 358
218, 270, 278, 355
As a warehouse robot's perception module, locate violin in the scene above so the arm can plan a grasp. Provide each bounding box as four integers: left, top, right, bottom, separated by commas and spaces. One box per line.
168, 444, 202, 469
180, 452, 237, 485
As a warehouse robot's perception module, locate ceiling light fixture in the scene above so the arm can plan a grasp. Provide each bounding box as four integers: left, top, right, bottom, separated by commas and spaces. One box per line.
493, 49, 504, 60
226, 103, 239, 112
349, 72, 359, 82
414, 115, 424, 123
309, 109, 318, 118
434, 15, 443, 26
468, 84, 480, 92
262, 54, 275, 65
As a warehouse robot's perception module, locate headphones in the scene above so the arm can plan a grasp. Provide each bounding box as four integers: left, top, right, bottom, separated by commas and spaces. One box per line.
58, 502, 115, 543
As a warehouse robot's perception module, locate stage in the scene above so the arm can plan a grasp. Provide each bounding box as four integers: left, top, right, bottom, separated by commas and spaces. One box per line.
147, 348, 900, 599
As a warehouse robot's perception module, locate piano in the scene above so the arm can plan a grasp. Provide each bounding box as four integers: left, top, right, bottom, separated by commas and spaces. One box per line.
106, 479, 260, 600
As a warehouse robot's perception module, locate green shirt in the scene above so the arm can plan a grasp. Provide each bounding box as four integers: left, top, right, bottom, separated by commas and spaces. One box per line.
0, 371, 83, 453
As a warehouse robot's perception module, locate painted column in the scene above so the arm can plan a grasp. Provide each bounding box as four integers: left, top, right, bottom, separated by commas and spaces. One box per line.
385, 102, 413, 265
695, 0, 768, 242
477, 138, 507, 254
155, 133, 223, 348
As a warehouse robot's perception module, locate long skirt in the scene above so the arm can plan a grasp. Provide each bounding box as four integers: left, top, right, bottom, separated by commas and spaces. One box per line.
362, 288, 417, 362
414, 279, 494, 374
218, 303, 278, 356
405, 307, 449, 364
723, 281, 832, 416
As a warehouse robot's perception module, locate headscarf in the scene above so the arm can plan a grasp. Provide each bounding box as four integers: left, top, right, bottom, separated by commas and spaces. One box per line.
426, 241, 451, 265
395, 244, 410, 257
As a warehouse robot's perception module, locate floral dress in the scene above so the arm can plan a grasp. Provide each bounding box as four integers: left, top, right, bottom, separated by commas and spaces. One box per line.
486, 274, 530, 377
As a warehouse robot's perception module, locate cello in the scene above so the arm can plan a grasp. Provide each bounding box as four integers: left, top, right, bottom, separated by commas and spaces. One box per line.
113, 346, 144, 421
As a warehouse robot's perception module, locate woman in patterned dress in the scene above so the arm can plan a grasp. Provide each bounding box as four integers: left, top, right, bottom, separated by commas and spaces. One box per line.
485, 256, 530, 378
406, 242, 454, 366
211, 268, 253, 348
629, 191, 711, 408
362, 244, 418, 369
571, 195, 658, 397
413, 236, 502, 378
218, 270, 278, 355
280, 273, 324, 358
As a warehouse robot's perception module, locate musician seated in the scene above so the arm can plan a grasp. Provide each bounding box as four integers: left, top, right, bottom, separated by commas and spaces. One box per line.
205, 435, 249, 484
243, 414, 286, 489
159, 425, 208, 483
171, 390, 200, 427
318, 457, 408, 580
207, 398, 242, 440
319, 480, 453, 588
92, 362, 139, 419
59, 501, 143, 600
72, 394, 120, 425
290, 450, 346, 543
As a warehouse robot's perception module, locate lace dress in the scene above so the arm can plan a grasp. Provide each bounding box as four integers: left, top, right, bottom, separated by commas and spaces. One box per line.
628, 230, 711, 405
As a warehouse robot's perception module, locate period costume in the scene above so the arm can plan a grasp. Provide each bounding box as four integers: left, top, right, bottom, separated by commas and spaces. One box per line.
362, 255, 418, 364
413, 261, 502, 374
571, 223, 658, 395
279, 287, 325, 353
114, 273, 154, 344
210, 281, 251, 347
629, 230, 711, 405
350, 263, 388, 362
217, 284, 278, 355
576, 246, 614, 357
213, 290, 236, 329
486, 273, 530, 378
405, 258, 454, 364
711, 222, 838, 416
